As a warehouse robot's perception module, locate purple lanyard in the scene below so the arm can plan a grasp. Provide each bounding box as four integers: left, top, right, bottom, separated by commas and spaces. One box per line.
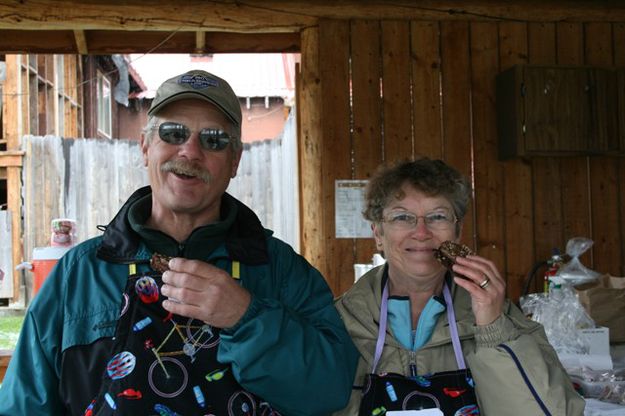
371, 281, 466, 374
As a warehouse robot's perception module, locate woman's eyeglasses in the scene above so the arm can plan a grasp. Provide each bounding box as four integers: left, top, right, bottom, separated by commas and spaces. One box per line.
157, 121, 234, 151
382, 210, 457, 232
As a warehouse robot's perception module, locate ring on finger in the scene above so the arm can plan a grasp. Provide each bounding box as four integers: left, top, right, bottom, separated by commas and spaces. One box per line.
479, 277, 490, 289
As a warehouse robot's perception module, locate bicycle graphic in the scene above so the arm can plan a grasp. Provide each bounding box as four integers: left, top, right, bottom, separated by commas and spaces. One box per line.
148, 317, 218, 398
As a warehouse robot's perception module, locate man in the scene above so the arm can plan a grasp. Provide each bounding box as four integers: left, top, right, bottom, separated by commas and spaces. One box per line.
0, 70, 358, 415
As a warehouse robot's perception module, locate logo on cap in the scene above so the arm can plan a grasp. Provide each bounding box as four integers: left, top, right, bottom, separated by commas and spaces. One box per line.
178, 74, 219, 89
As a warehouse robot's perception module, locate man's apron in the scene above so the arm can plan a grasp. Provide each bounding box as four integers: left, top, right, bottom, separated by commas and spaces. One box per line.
358, 282, 480, 416
84, 260, 280, 416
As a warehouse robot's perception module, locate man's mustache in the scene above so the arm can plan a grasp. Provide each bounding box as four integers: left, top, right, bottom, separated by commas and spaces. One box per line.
161, 160, 212, 183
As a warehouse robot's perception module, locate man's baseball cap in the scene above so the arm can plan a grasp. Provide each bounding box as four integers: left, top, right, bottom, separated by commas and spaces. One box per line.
148, 70, 242, 128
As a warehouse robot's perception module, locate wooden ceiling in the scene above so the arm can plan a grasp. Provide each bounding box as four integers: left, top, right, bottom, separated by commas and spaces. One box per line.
0, 0, 624, 54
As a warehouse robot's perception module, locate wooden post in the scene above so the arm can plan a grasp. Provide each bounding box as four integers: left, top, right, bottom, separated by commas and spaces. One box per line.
3, 55, 24, 301
298, 26, 325, 279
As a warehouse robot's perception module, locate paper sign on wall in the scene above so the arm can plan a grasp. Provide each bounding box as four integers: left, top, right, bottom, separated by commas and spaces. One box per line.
335, 180, 373, 238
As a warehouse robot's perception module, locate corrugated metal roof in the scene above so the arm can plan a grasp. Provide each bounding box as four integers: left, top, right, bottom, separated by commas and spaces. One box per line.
128, 53, 297, 101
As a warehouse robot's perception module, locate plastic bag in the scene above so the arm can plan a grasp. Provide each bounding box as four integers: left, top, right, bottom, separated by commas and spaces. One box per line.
520, 285, 595, 355
552, 237, 601, 286
569, 367, 625, 404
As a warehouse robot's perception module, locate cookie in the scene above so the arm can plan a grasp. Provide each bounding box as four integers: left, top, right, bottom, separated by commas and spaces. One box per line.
150, 253, 172, 273
434, 241, 474, 269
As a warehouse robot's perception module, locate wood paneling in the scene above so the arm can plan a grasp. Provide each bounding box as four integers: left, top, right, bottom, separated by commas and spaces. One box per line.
300, 17, 625, 300
470, 22, 506, 277
616, 23, 625, 276
411, 21, 443, 159
529, 23, 562, 294
381, 21, 412, 160
351, 20, 382, 267
498, 22, 532, 302
318, 20, 352, 294
556, 23, 592, 268
440, 21, 474, 248
585, 23, 622, 276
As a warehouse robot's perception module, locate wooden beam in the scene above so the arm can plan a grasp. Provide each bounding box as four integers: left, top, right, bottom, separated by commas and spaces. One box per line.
0, 30, 300, 54
0, 0, 623, 33
73, 29, 88, 54
0, 151, 25, 168
195, 31, 205, 54
0, 30, 76, 53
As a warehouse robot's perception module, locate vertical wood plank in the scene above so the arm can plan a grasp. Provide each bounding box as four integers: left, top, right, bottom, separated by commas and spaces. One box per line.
298, 27, 325, 279
381, 20, 412, 161
470, 22, 506, 276
556, 23, 592, 268
351, 20, 382, 269
411, 21, 443, 159
498, 22, 533, 302
318, 19, 352, 294
585, 22, 622, 275
21, 63, 29, 137
440, 21, 474, 248
4, 55, 23, 300
615, 22, 625, 275
528, 22, 562, 294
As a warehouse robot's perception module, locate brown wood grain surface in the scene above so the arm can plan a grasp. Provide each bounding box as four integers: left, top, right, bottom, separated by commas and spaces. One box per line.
351, 20, 382, 270
528, 22, 563, 294
411, 21, 443, 160
381, 20, 413, 162
616, 23, 625, 276
585, 23, 622, 276
318, 20, 353, 293
440, 21, 475, 250
556, 23, 592, 270
300, 17, 625, 299
469, 22, 506, 277
4, 55, 23, 300
498, 22, 533, 302
298, 27, 324, 275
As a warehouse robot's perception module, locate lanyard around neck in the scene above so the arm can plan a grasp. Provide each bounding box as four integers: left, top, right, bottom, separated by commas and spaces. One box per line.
371, 280, 466, 374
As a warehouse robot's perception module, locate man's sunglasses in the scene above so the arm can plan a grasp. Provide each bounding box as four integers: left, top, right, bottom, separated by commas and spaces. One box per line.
157, 122, 234, 152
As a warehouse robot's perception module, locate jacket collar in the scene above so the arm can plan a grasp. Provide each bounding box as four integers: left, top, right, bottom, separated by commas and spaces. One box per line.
337, 267, 476, 362
96, 186, 269, 265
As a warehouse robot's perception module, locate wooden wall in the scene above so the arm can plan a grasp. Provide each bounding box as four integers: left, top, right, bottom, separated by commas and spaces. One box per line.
299, 19, 625, 301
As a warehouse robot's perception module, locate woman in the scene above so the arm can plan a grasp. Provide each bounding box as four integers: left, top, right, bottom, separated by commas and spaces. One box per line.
334, 158, 584, 415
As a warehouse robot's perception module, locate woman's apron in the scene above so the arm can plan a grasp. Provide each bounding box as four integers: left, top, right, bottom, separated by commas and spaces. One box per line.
84, 260, 281, 416
358, 282, 480, 416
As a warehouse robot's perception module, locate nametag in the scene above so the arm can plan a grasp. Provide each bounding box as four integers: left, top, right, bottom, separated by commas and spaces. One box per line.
387, 410, 444, 416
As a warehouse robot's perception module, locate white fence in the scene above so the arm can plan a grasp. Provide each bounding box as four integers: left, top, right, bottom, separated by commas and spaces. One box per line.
228, 109, 299, 252
20, 109, 299, 267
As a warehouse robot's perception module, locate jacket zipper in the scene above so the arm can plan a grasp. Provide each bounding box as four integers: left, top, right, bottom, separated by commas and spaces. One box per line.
409, 350, 417, 378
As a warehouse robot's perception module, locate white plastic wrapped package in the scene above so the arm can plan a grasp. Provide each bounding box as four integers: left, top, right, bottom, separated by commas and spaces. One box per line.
520, 285, 595, 355
552, 237, 601, 286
